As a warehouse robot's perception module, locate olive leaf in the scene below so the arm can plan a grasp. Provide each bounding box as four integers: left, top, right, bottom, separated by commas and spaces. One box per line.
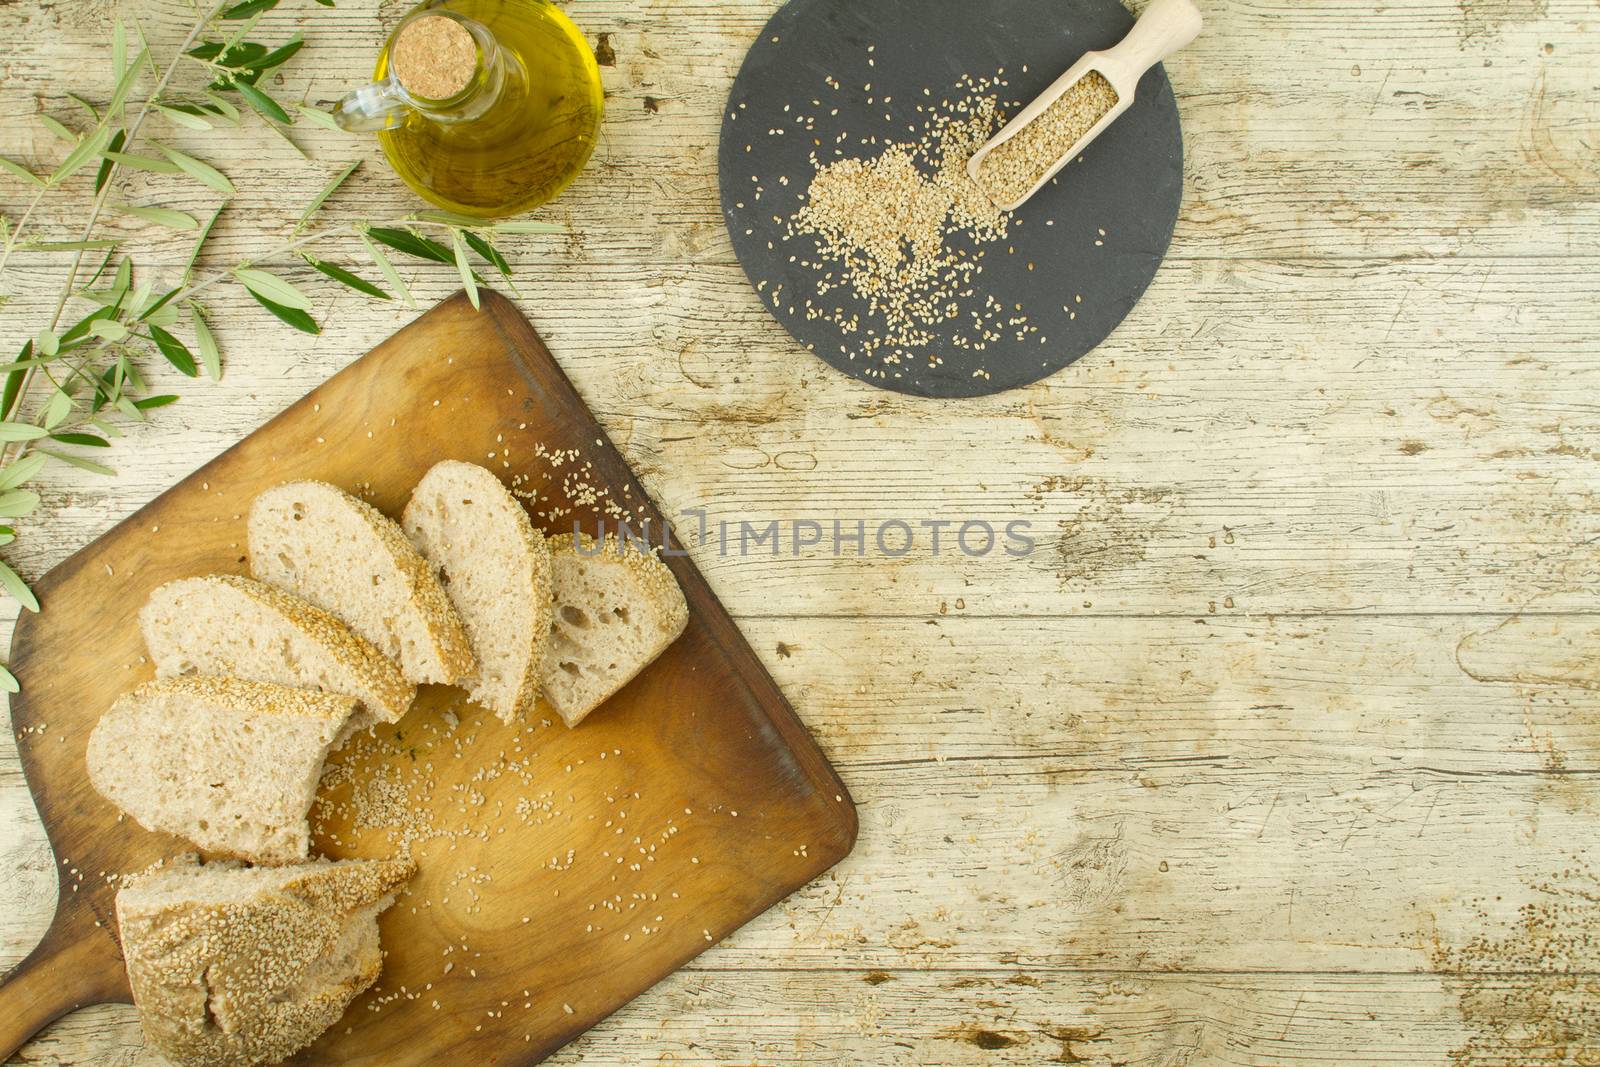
101, 150, 184, 175
38, 116, 76, 144
452, 230, 479, 310
66, 94, 100, 122
360, 232, 415, 309
304, 257, 390, 300
0, 490, 41, 518
38, 449, 115, 477
41, 389, 72, 429
117, 205, 199, 230
51, 126, 114, 186
243, 37, 305, 71
0, 422, 48, 442
234, 267, 313, 310
183, 205, 227, 283
157, 145, 236, 194
148, 324, 199, 377
199, 94, 242, 123
0, 157, 43, 187
0, 559, 38, 613
223, 0, 282, 19
0, 454, 46, 491
45, 432, 110, 448
296, 159, 360, 232
233, 80, 291, 124
190, 306, 223, 380
157, 104, 215, 131
111, 20, 127, 81
94, 129, 126, 193
366, 226, 453, 265
463, 231, 512, 278
295, 105, 342, 131
106, 48, 152, 120
245, 289, 319, 334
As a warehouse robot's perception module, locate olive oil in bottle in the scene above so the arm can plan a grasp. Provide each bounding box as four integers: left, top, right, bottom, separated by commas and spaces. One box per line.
334, 0, 604, 218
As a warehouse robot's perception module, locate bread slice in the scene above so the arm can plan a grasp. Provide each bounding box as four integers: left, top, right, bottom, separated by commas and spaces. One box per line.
141, 575, 415, 732
248, 481, 475, 686
401, 461, 553, 722
87, 676, 357, 864
117, 854, 413, 1067
541, 533, 689, 727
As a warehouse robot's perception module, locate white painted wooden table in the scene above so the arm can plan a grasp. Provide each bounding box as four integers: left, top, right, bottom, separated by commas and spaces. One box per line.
2, 0, 1598, 1063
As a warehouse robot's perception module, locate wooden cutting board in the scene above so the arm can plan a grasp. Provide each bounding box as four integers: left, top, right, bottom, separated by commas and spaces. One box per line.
0, 292, 856, 1064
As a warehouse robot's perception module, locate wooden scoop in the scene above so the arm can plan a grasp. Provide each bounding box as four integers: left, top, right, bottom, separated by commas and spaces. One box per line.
967, 0, 1202, 211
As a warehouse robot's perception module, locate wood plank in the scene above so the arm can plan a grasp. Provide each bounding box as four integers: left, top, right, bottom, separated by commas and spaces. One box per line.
0, 253, 1595, 616
0, 1, 1594, 265
2, 613, 1590, 779
9, 611, 1600, 986
8, 720, 1600, 974
5, 968, 1594, 1066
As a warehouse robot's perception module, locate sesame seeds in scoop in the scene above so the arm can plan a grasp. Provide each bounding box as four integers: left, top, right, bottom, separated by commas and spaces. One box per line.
718, 0, 1186, 397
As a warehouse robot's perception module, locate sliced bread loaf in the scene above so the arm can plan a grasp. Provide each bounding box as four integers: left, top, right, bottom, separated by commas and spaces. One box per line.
541, 533, 689, 727
87, 676, 357, 864
401, 461, 553, 722
248, 481, 475, 686
117, 854, 413, 1067
141, 575, 415, 731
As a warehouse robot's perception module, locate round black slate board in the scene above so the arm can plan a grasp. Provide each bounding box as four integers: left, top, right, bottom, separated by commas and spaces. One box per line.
718, 0, 1184, 398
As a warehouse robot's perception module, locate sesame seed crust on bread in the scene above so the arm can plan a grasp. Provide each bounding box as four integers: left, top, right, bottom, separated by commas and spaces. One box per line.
116, 855, 414, 1067
142, 575, 415, 728
248, 481, 475, 686
546, 533, 689, 637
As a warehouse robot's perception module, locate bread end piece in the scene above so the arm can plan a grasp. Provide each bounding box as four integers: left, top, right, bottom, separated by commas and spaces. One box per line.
541, 532, 688, 727
116, 854, 414, 1067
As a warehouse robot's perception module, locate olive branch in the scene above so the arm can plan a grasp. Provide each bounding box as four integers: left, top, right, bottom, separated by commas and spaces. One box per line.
0, 0, 552, 691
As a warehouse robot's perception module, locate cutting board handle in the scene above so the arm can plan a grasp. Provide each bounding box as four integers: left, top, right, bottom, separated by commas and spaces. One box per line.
0, 899, 128, 1060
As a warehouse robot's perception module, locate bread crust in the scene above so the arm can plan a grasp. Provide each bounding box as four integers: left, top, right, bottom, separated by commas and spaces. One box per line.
402, 460, 553, 722
116, 856, 414, 1067
249, 481, 475, 685
142, 575, 416, 726
541, 533, 689, 726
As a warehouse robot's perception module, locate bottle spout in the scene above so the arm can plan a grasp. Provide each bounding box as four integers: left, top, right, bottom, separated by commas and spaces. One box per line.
331, 80, 411, 133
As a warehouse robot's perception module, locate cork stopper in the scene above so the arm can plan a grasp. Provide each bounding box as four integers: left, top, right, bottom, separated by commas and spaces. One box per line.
391, 15, 478, 100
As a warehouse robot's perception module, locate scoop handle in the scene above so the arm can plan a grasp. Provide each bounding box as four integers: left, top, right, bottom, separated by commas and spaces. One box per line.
1098, 0, 1203, 88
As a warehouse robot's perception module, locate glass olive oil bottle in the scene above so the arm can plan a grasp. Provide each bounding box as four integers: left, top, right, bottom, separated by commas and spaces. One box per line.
334, 0, 604, 218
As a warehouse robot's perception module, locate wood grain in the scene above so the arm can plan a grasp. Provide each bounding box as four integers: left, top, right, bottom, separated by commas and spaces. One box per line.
1, 0, 1597, 1062
0, 294, 854, 1063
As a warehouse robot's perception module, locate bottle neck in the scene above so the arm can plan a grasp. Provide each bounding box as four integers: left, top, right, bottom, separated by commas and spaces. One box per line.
401, 16, 511, 125
332, 9, 519, 133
